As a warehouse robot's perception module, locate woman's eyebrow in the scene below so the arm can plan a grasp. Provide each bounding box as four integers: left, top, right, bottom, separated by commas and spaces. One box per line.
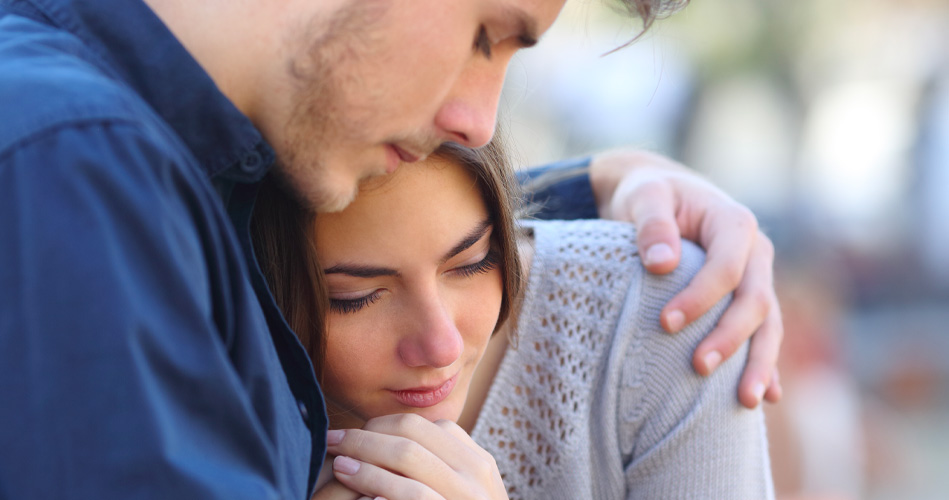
442, 218, 493, 263
324, 218, 492, 277
323, 264, 400, 278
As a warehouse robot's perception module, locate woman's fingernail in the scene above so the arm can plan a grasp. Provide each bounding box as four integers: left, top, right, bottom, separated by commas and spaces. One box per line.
645, 243, 674, 266
334, 455, 360, 475
327, 429, 345, 446
703, 351, 722, 373
664, 310, 685, 332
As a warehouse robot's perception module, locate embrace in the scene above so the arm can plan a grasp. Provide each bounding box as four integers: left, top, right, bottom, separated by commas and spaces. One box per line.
1, 0, 780, 499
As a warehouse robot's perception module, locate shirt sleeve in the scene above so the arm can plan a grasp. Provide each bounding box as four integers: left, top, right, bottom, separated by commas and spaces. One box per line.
517, 156, 599, 220
617, 240, 775, 499
0, 122, 284, 499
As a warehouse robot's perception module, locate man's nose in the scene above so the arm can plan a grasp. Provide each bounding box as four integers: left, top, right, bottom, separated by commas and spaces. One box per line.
432, 58, 510, 148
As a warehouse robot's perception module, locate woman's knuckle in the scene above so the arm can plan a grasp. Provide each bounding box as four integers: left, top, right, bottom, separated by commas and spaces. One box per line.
394, 412, 425, 432
391, 439, 420, 463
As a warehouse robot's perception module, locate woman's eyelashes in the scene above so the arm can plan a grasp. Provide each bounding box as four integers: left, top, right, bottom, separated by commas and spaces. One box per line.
327, 250, 500, 314
452, 249, 500, 278
329, 291, 382, 314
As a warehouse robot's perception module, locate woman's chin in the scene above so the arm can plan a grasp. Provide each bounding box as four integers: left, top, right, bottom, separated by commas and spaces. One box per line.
326, 397, 464, 429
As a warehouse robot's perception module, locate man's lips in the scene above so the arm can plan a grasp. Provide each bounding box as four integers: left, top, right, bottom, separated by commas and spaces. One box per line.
390, 374, 458, 408
392, 144, 421, 163
384, 144, 422, 174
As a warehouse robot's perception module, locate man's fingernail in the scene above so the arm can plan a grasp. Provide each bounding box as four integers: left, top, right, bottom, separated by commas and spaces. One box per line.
753, 382, 766, 404
327, 429, 345, 446
664, 310, 685, 332
645, 243, 674, 266
703, 351, 722, 373
334, 455, 360, 475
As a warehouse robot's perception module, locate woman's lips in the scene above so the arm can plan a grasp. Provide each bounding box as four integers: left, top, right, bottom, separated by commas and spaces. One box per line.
391, 374, 458, 408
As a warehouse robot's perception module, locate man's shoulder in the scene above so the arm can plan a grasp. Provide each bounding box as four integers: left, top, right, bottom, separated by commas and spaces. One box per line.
0, 13, 149, 155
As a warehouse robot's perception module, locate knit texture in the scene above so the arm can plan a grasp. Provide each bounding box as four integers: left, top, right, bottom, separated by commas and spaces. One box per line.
471, 219, 774, 499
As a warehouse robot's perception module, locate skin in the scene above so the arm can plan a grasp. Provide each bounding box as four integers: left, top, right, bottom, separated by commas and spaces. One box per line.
314, 155, 772, 500
314, 156, 526, 500
147, 0, 783, 406
589, 150, 783, 407
163, 0, 566, 212
313, 158, 504, 429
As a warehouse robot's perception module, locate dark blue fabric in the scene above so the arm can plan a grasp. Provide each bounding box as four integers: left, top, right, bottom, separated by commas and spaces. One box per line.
0, 1, 601, 499
0, 0, 323, 498
518, 156, 599, 220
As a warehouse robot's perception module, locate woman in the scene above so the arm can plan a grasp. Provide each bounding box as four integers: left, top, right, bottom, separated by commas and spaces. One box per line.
251, 138, 774, 499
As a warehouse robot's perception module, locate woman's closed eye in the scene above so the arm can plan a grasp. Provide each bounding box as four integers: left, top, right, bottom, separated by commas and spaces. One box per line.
451, 249, 500, 278
328, 251, 499, 315
329, 290, 383, 314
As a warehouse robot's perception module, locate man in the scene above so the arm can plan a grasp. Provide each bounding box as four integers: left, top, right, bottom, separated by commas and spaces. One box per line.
0, 0, 780, 498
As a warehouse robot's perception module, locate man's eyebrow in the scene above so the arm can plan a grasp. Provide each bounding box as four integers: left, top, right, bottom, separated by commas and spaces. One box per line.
503, 5, 539, 48
323, 264, 401, 278
443, 218, 493, 263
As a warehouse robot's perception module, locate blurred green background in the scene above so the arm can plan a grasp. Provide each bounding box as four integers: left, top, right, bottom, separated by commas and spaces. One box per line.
501, 0, 949, 498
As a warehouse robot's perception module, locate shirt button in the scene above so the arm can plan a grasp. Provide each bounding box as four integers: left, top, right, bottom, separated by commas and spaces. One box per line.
240, 151, 263, 173
297, 400, 310, 423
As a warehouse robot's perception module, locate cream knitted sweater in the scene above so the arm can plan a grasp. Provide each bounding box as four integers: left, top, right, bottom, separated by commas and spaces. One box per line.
471, 220, 774, 499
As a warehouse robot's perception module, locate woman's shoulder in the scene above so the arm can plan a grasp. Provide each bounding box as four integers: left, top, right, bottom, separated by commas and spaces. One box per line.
521, 218, 708, 294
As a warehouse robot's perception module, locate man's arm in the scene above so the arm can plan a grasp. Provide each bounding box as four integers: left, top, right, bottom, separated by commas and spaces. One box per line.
520, 150, 782, 408
0, 124, 284, 498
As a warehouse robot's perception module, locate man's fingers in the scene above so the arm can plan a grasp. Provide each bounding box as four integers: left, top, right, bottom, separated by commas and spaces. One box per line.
736, 303, 783, 408
661, 216, 762, 333
687, 229, 773, 359
616, 177, 683, 275
764, 367, 783, 403
660, 252, 746, 335
332, 456, 442, 500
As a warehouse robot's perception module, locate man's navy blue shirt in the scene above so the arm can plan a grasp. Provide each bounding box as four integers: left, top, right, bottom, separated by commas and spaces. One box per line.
0, 1, 322, 498
0, 0, 597, 498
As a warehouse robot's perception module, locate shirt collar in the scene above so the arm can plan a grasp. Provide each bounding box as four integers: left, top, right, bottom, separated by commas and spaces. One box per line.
8, 0, 274, 183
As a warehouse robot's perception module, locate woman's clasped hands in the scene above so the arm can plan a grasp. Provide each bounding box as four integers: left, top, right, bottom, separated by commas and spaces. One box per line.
313, 413, 508, 500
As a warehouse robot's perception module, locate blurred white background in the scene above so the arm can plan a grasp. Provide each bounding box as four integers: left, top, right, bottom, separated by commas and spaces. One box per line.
501, 0, 949, 498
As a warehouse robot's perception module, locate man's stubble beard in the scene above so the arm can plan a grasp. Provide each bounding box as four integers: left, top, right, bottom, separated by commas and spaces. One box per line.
271, 1, 386, 213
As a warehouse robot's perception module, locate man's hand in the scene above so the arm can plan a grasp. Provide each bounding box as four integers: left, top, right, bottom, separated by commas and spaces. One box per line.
590, 149, 783, 409
324, 414, 508, 500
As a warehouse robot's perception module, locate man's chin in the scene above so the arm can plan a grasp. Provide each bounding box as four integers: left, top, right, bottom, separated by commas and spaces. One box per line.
310, 186, 357, 213
274, 167, 359, 213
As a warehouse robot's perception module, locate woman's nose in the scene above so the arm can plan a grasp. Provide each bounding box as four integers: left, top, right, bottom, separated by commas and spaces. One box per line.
397, 296, 463, 369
